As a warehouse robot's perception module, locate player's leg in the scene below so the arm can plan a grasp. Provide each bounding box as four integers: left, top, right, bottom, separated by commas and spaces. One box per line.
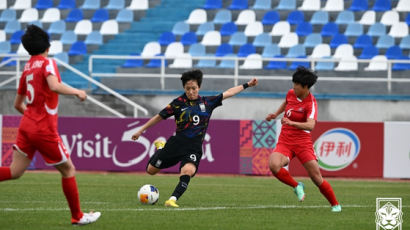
165, 163, 196, 208
0, 150, 31, 181
146, 163, 161, 175
269, 152, 299, 188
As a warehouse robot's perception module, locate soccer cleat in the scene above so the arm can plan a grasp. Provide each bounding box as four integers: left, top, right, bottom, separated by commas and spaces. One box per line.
293, 182, 305, 202
71, 211, 101, 225
154, 140, 165, 150
331, 204, 342, 212
165, 199, 179, 208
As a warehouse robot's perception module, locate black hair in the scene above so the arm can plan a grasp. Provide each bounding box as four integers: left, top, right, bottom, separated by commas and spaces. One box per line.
21, 25, 50, 55
180, 69, 203, 87
292, 66, 318, 89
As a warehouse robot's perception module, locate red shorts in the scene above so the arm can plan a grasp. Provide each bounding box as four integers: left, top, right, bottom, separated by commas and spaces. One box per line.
13, 129, 69, 166
273, 141, 317, 164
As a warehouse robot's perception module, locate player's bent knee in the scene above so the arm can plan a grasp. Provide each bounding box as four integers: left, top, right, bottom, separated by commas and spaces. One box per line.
146, 165, 160, 175
10, 170, 24, 179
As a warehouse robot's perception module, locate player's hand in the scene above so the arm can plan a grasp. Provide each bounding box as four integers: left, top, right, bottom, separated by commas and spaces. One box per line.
131, 130, 143, 141
76, 90, 87, 101
265, 113, 277, 121
281, 117, 293, 126
247, 78, 258, 87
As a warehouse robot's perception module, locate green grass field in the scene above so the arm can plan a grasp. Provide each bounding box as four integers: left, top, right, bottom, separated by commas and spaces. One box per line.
0, 171, 409, 230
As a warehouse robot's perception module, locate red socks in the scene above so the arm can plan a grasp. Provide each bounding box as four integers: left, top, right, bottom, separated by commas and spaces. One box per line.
319, 180, 339, 206
0, 167, 12, 181
62, 177, 83, 221
273, 168, 299, 188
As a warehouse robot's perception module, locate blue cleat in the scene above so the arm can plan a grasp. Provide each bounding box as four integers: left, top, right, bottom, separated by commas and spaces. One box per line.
331, 204, 342, 212
293, 182, 305, 202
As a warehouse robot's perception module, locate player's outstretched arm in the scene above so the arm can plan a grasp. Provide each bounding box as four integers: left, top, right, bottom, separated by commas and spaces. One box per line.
46, 75, 87, 101
222, 77, 258, 100
266, 101, 286, 121
131, 114, 163, 140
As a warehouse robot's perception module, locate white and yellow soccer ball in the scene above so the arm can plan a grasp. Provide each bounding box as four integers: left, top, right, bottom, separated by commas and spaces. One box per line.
137, 184, 159, 205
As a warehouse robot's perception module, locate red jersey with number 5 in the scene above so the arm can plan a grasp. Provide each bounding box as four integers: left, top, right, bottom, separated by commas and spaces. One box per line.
17, 55, 60, 134
279, 89, 317, 144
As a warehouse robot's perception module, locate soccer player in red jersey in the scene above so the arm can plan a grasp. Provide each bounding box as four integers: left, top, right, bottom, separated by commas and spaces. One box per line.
0, 25, 101, 224
265, 67, 341, 212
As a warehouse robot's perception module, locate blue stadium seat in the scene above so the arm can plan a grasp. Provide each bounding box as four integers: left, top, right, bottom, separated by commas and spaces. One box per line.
367, 23, 386, 37
203, 0, 222, 9
392, 56, 410, 71
261, 44, 280, 57
61, 31, 77, 44
335, 11, 355, 25
385, 46, 403, 59
315, 57, 335, 70
265, 55, 287, 70
286, 45, 306, 58
35, 0, 53, 9
10, 30, 24, 44
30, 20, 43, 28
5, 21, 21, 34
213, 10, 231, 24
188, 43, 206, 56
287, 11, 304, 25
58, 0, 76, 9
296, 22, 312, 36
215, 44, 233, 56
228, 32, 247, 46
85, 31, 103, 45
105, 0, 124, 9
321, 22, 339, 37
66, 9, 83, 22
359, 45, 378, 59
1, 56, 17, 66
0, 9, 16, 22
68, 41, 87, 56
0, 41, 11, 54
237, 44, 256, 57
303, 33, 322, 48
92, 9, 109, 22
376, 35, 395, 49
253, 33, 272, 47
344, 23, 363, 37
262, 11, 279, 25
116, 9, 133, 23
276, 0, 296, 10
252, 0, 271, 10
122, 53, 143, 68
196, 22, 214, 36
81, 0, 100, 9
399, 35, 410, 49
372, 0, 391, 12
349, 0, 368, 11
196, 55, 217, 67
181, 32, 197, 45
54, 52, 69, 64
406, 14, 410, 26
330, 34, 348, 48
48, 20, 66, 34
146, 54, 167, 68
217, 54, 236, 68
158, 32, 175, 46
310, 11, 328, 25
220, 22, 237, 36
172, 21, 189, 36
289, 56, 310, 70
354, 34, 373, 49
228, 0, 248, 10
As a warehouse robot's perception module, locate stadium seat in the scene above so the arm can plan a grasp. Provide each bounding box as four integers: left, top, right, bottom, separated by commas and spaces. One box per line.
201, 31, 221, 46
235, 10, 256, 25
335, 56, 358, 71
0, 41, 11, 54
310, 11, 328, 25
116, 9, 133, 23
203, 0, 222, 9
10, 30, 23, 44
188, 43, 206, 56
262, 11, 279, 25
19, 8, 39, 22
244, 21, 263, 36
127, 0, 148, 10
381, 11, 399, 26
196, 55, 217, 68
389, 22, 409, 38
60, 31, 77, 44
54, 52, 69, 64
345, 23, 363, 37
48, 20, 66, 34
181, 32, 197, 45
289, 56, 310, 70
0, 1, 6, 9
74, 20, 92, 35
253, 33, 272, 47
240, 54, 262, 69
359, 10, 375, 25
141, 42, 161, 57
0, 9, 16, 22
229, 32, 247, 46
303, 33, 322, 47
215, 43, 233, 56
296, 22, 313, 37
85, 31, 103, 45
80, 0, 100, 9
237, 44, 256, 57
169, 53, 192, 68
91, 9, 109, 22
0, 30, 7, 41
252, 0, 271, 10
287, 11, 304, 25
68, 41, 87, 56
322, 0, 344, 11
217, 54, 235, 68
270, 21, 291, 36
335, 11, 355, 25
315, 57, 335, 70
41, 8, 60, 22
334, 44, 354, 58
58, 0, 76, 9
406, 14, 410, 26
213, 10, 231, 24
196, 22, 214, 36
321, 22, 339, 37
11, 0, 31, 9
376, 35, 395, 49
349, 0, 368, 11
265, 55, 287, 70
30, 20, 43, 28
278, 33, 298, 48
367, 23, 386, 37
49, 40, 63, 55
5, 21, 21, 34
35, 0, 53, 9
172, 21, 189, 36
164, 42, 184, 58
122, 53, 143, 68
385, 46, 403, 59
158, 32, 175, 46
395, 0, 410, 12
372, 0, 391, 12
66, 9, 83, 22
105, 0, 125, 10
261, 44, 280, 57
330, 34, 348, 48
310, 44, 331, 58
100, 20, 119, 35
286, 44, 306, 58
186, 9, 207, 24
399, 35, 410, 49
276, 0, 296, 10
17, 43, 29, 55
354, 34, 373, 49
146, 54, 167, 68
364, 55, 387, 70
298, 0, 320, 11
220, 22, 237, 36
359, 45, 378, 59
228, 0, 248, 10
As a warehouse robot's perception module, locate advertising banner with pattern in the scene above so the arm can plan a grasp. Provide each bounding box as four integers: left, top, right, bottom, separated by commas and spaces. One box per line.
384, 122, 410, 178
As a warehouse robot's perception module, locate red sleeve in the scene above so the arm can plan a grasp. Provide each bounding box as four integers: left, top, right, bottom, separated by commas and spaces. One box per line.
307, 95, 318, 121
17, 73, 26, 95
44, 58, 60, 81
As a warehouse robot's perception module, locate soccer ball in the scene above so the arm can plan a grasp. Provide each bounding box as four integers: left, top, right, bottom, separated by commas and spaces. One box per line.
137, 184, 159, 205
